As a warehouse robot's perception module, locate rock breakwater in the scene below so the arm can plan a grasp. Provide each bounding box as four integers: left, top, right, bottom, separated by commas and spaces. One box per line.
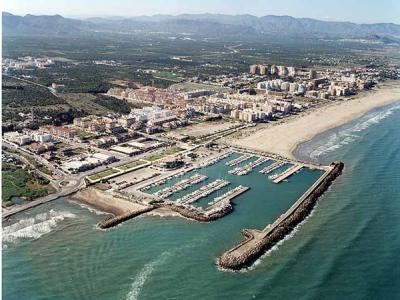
218, 161, 344, 270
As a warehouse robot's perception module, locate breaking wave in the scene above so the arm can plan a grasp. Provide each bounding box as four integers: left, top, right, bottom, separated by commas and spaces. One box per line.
69, 200, 111, 216
309, 103, 400, 159
126, 251, 170, 300
3, 209, 76, 244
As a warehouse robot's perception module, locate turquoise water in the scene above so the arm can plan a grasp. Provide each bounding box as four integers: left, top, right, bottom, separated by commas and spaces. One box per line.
145, 153, 293, 208
3, 100, 400, 299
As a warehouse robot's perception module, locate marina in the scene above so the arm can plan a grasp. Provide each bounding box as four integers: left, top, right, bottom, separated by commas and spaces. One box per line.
197, 150, 233, 168
225, 154, 252, 167
176, 179, 230, 204
259, 161, 286, 174
228, 157, 270, 175
218, 161, 344, 270
154, 174, 208, 198
3, 6, 400, 298
140, 169, 192, 192
272, 164, 303, 183
207, 185, 250, 206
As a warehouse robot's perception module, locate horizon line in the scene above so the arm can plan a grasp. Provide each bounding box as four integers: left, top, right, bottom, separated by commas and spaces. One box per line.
3, 11, 399, 26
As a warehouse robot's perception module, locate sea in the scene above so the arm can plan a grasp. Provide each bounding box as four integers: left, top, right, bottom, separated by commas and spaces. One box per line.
3, 100, 400, 300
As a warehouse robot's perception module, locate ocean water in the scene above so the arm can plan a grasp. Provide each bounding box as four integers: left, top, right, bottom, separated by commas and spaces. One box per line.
3, 100, 400, 300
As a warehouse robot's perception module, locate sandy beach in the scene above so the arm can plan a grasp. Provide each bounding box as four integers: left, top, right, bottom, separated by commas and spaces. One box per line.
229, 81, 400, 158
71, 187, 148, 215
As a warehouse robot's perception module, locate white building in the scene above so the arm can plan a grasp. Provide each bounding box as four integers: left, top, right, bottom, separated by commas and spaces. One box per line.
3, 132, 32, 145
32, 133, 53, 143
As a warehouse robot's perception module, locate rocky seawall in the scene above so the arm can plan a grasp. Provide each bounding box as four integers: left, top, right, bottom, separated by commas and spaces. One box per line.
158, 199, 233, 222
98, 206, 155, 229
218, 161, 344, 270
99, 197, 234, 228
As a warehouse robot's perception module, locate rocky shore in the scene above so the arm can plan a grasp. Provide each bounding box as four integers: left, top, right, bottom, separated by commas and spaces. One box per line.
157, 198, 234, 222
218, 161, 344, 270
99, 206, 155, 229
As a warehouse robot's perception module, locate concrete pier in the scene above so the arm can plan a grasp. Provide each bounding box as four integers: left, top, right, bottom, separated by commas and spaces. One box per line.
229, 157, 270, 176
225, 154, 252, 167
208, 185, 250, 206
177, 179, 230, 204
157, 186, 249, 223
155, 174, 208, 198
217, 161, 344, 270
259, 161, 285, 174
272, 165, 303, 183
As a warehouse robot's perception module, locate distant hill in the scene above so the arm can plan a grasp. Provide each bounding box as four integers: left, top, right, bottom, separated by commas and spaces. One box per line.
3, 12, 400, 40
2, 12, 94, 35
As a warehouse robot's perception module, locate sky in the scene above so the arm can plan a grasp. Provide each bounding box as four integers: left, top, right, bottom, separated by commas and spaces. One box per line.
3, 0, 400, 24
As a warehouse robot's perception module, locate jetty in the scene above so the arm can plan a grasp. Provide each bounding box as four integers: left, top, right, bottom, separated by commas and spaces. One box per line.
259, 161, 286, 174
157, 186, 248, 223
229, 157, 270, 176
225, 154, 252, 167
272, 165, 303, 183
154, 174, 208, 198
208, 185, 250, 206
197, 151, 233, 168
99, 206, 155, 229
217, 161, 344, 270
140, 170, 187, 191
176, 179, 230, 204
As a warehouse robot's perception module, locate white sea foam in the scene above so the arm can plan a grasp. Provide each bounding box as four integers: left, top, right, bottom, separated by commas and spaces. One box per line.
126, 251, 170, 300
2, 209, 76, 244
69, 200, 111, 216
310, 104, 400, 159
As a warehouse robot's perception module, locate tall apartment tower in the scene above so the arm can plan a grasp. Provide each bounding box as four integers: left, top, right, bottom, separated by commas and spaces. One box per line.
259, 65, 267, 75
250, 64, 259, 74
309, 69, 317, 79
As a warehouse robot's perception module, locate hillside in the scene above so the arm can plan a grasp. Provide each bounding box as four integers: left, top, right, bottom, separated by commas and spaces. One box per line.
3, 12, 400, 39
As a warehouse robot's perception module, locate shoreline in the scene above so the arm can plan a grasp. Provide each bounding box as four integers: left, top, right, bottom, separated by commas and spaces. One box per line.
71, 187, 148, 216
228, 81, 400, 159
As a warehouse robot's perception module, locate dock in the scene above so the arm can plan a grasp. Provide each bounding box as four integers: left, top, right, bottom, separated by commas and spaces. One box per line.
154, 174, 208, 198
208, 185, 250, 206
229, 157, 269, 176
176, 179, 230, 204
225, 154, 252, 167
197, 151, 233, 168
272, 165, 303, 183
259, 161, 285, 174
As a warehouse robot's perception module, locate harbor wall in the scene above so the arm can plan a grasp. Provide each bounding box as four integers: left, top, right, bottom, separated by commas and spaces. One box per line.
158, 200, 233, 222
98, 206, 155, 229
217, 161, 344, 270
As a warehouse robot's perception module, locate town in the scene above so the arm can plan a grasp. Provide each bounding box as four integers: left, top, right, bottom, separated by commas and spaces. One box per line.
3, 4, 400, 299
2, 53, 399, 209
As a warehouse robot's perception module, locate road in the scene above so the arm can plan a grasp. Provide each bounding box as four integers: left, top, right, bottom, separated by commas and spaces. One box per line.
2, 142, 87, 219
1, 136, 175, 219
2, 176, 86, 219
4, 74, 59, 97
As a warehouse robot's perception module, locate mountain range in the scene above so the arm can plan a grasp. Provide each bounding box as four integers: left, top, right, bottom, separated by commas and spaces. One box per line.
3, 12, 400, 40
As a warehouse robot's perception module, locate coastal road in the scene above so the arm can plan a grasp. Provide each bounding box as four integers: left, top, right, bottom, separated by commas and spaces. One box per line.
2, 174, 86, 219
